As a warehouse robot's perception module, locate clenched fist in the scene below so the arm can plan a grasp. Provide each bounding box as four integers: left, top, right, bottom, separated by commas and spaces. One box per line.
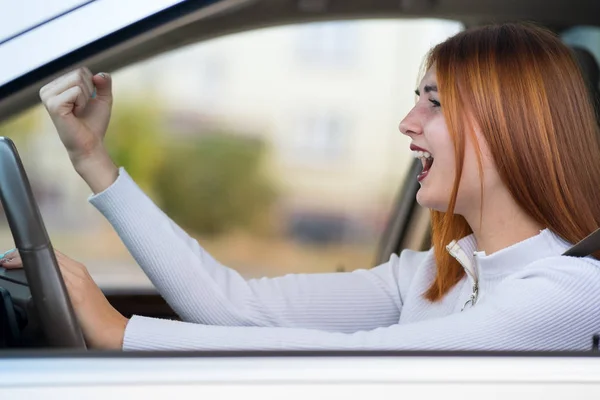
39, 67, 119, 193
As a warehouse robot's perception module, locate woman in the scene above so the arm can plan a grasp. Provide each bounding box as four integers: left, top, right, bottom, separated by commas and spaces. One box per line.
4, 22, 600, 351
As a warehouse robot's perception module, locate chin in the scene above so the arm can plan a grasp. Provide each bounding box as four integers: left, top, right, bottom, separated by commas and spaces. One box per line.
415, 189, 448, 212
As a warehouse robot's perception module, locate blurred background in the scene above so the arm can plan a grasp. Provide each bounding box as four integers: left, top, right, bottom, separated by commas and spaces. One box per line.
0, 18, 463, 288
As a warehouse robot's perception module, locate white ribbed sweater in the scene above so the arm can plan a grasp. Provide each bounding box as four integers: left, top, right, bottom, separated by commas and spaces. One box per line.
88, 168, 600, 351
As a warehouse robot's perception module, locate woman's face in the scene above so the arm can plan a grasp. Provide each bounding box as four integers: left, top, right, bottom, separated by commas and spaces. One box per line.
399, 66, 500, 216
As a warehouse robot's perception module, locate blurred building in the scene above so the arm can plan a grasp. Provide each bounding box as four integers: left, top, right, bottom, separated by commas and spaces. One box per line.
26, 19, 462, 242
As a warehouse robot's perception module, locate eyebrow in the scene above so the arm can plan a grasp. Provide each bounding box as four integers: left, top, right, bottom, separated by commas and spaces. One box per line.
414, 85, 438, 96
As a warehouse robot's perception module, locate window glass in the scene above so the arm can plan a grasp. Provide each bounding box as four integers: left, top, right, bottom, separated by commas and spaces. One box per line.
294, 21, 358, 66
0, 19, 462, 289
562, 26, 600, 64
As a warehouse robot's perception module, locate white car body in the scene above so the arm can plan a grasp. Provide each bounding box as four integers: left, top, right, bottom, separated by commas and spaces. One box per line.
1, 353, 600, 398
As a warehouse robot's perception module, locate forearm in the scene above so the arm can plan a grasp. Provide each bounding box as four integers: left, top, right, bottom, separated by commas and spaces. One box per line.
71, 148, 119, 194
121, 267, 600, 352
89, 169, 403, 331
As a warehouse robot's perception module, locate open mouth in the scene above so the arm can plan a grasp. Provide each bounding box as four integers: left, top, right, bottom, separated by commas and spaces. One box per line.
412, 150, 434, 181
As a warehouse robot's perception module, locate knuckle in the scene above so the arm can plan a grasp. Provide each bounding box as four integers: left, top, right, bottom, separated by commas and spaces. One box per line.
45, 98, 59, 113
77, 70, 88, 84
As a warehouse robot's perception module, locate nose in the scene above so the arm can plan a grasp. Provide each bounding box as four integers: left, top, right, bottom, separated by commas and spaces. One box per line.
398, 107, 423, 138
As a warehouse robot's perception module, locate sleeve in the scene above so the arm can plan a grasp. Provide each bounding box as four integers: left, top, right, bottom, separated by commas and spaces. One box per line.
89, 168, 413, 333
121, 260, 600, 351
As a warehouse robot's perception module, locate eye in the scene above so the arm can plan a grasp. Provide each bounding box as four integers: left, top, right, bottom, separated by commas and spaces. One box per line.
429, 99, 441, 108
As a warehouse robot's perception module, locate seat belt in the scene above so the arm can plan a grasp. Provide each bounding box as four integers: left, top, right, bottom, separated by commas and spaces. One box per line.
562, 227, 600, 351
562, 227, 600, 257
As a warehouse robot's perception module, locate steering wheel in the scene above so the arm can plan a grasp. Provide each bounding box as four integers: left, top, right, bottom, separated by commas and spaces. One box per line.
0, 137, 85, 348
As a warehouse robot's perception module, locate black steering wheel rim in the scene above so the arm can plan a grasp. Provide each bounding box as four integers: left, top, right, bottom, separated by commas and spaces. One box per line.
0, 137, 85, 348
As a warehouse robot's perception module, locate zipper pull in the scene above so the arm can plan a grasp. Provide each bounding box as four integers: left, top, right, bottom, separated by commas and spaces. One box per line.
446, 240, 480, 311
461, 282, 479, 311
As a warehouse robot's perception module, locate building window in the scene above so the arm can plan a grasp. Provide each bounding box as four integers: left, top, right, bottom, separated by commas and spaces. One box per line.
284, 112, 350, 163
294, 21, 358, 67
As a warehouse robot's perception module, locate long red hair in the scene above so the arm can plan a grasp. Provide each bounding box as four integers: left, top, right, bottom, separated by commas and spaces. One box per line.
425, 23, 600, 301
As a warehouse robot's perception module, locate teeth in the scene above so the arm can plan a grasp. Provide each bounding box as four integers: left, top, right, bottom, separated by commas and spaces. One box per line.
412, 150, 433, 159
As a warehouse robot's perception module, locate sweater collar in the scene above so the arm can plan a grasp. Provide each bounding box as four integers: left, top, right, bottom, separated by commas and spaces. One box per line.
451, 229, 570, 278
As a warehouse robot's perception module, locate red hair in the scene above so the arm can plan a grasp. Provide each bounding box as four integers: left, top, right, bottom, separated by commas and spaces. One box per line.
425, 23, 600, 301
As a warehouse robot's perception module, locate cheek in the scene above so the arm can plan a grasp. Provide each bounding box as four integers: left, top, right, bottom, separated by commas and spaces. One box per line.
454, 135, 498, 210
457, 154, 482, 197
429, 153, 458, 210
415, 120, 457, 211
421, 127, 483, 212
429, 120, 456, 180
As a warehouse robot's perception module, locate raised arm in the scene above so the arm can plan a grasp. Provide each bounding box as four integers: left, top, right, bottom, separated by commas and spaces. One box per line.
89, 167, 411, 331
39, 68, 414, 333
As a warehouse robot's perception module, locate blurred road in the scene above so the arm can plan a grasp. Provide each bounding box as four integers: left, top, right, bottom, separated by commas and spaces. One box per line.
86, 260, 266, 292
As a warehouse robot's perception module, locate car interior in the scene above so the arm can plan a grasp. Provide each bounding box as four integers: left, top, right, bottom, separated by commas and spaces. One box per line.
1, 0, 600, 351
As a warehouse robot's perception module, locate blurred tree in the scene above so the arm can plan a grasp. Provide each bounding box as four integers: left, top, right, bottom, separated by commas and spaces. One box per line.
155, 134, 278, 236
102, 97, 277, 236
0, 106, 43, 147
0, 106, 49, 226
104, 99, 166, 196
